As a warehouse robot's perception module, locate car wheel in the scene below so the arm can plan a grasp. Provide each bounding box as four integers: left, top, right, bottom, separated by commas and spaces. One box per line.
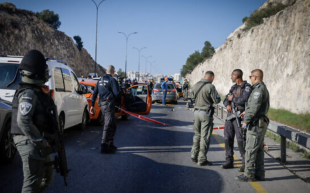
0, 122, 17, 165
152, 100, 155, 104
121, 113, 130, 120
79, 109, 88, 130
59, 114, 65, 134
96, 111, 104, 126
174, 100, 178, 104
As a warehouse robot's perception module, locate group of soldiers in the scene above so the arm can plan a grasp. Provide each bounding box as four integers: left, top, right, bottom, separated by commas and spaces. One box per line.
190, 69, 269, 182
12, 49, 269, 192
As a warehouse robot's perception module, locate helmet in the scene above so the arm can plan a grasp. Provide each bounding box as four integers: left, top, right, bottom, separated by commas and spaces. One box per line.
19, 50, 50, 84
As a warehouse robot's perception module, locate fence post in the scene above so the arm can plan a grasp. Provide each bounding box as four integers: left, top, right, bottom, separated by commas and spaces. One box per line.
281, 135, 286, 164
221, 106, 223, 119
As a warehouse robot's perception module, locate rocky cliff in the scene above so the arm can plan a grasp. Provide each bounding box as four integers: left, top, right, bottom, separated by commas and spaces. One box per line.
186, 0, 310, 114
0, 3, 106, 77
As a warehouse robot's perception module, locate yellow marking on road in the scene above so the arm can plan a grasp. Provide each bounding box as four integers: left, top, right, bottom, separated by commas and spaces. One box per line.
212, 132, 268, 193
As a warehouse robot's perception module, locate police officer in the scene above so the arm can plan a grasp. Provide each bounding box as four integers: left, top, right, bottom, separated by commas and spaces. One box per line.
191, 71, 221, 166
90, 65, 120, 153
11, 50, 55, 192
222, 69, 251, 172
183, 79, 189, 100
236, 69, 270, 182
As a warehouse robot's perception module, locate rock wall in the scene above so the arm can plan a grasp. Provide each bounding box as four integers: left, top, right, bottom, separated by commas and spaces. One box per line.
186, 0, 310, 114
0, 3, 106, 77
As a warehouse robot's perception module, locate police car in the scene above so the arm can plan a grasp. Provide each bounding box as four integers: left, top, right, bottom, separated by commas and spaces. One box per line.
0, 55, 89, 131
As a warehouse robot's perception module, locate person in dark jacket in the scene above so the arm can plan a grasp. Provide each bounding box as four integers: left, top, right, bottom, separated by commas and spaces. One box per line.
222, 69, 251, 172
90, 65, 120, 153
183, 79, 189, 100
11, 50, 55, 192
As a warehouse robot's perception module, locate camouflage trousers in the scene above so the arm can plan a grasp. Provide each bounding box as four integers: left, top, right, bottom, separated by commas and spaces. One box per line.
191, 111, 214, 163
14, 136, 54, 193
244, 118, 268, 179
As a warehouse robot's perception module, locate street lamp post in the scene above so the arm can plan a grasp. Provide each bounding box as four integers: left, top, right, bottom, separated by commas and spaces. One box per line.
141, 55, 152, 74
118, 31, 137, 77
149, 61, 156, 75
91, 0, 105, 77
133, 47, 146, 81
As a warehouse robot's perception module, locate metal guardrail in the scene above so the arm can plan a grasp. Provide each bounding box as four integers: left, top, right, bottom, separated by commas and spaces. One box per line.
214, 104, 310, 164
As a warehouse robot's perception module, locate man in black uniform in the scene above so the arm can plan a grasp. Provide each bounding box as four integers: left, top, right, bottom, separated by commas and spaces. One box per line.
183, 79, 189, 100
222, 69, 251, 172
90, 65, 120, 153
11, 50, 56, 192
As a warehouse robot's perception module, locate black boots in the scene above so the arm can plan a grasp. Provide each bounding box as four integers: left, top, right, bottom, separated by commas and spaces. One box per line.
101, 143, 117, 154
222, 162, 234, 169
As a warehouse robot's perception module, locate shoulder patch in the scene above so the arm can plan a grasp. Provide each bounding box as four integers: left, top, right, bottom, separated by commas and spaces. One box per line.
253, 92, 260, 99
19, 102, 32, 115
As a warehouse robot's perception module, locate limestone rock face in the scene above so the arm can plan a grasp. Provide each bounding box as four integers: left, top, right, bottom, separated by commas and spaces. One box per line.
0, 3, 106, 77
186, 0, 310, 114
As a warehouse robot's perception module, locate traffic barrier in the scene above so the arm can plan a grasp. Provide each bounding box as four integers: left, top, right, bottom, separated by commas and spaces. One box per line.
115, 107, 225, 130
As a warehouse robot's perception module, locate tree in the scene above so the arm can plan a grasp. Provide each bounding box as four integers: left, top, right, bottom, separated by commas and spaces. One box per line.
73, 36, 83, 51
36, 9, 61, 29
201, 41, 215, 59
117, 68, 126, 79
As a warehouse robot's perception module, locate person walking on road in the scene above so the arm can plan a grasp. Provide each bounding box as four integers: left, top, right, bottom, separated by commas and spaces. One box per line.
90, 65, 120, 153
148, 79, 154, 93
236, 69, 270, 182
11, 50, 56, 192
183, 79, 189, 100
161, 77, 168, 106
191, 71, 221, 166
222, 69, 251, 172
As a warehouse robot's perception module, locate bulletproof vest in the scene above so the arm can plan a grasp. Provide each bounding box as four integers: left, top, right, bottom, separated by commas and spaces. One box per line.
231, 83, 248, 112
11, 83, 56, 135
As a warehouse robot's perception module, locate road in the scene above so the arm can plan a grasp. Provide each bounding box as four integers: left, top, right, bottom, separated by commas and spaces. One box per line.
1, 100, 310, 193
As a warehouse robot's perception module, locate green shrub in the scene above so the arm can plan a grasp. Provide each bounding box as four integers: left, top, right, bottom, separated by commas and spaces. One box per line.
243, 2, 288, 30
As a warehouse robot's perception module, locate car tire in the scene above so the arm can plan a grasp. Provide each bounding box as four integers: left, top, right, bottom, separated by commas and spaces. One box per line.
59, 114, 65, 134
174, 100, 178, 104
152, 100, 155, 104
0, 122, 17, 165
121, 113, 130, 120
79, 109, 88, 130
96, 111, 104, 126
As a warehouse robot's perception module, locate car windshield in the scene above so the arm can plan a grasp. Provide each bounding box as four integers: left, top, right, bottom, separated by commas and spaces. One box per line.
0, 63, 21, 90
155, 83, 174, 89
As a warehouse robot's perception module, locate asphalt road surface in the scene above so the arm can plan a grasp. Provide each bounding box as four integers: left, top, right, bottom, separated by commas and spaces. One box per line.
1, 101, 310, 193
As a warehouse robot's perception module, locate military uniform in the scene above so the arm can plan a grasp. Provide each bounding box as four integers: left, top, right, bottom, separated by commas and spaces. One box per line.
191, 79, 221, 165
239, 81, 270, 181
92, 74, 120, 153
223, 81, 251, 169
183, 82, 189, 100
12, 83, 55, 193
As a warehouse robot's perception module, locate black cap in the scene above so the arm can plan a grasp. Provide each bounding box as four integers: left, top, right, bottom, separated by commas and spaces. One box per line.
19, 50, 47, 79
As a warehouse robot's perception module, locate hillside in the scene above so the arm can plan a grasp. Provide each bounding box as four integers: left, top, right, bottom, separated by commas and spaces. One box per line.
0, 2, 106, 77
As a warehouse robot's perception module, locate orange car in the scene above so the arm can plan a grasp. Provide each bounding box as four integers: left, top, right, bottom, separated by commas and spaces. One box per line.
79, 79, 152, 125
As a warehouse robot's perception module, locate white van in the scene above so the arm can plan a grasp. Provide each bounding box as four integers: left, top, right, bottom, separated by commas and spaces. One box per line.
0, 55, 89, 130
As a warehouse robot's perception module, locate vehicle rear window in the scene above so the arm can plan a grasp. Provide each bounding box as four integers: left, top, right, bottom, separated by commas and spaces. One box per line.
0, 63, 21, 90
154, 83, 174, 89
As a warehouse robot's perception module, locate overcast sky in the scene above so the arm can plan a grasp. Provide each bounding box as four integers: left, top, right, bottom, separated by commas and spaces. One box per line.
6, 0, 266, 76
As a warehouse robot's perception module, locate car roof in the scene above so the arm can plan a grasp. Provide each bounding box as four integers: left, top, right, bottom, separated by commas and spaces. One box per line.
0, 55, 23, 63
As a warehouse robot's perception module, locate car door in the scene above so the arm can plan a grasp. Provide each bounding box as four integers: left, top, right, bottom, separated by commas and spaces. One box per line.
127, 84, 152, 115
70, 71, 85, 124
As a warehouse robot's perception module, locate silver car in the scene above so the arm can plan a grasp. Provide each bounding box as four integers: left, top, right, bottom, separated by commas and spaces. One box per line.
0, 98, 16, 164
152, 83, 178, 104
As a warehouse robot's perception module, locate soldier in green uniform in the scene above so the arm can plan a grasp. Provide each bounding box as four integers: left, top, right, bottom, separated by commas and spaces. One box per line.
191, 71, 221, 166
235, 69, 270, 182
11, 50, 56, 192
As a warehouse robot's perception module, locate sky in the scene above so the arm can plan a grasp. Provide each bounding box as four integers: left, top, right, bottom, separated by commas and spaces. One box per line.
4, 0, 267, 76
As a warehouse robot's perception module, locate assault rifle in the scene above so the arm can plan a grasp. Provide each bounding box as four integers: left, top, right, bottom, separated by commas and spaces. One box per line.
226, 96, 246, 141
40, 105, 70, 187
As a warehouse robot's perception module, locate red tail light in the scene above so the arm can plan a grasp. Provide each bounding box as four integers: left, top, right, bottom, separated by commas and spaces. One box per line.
153, 89, 159, 92
171, 89, 177, 92
8, 61, 20, 63
50, 89, 55, 100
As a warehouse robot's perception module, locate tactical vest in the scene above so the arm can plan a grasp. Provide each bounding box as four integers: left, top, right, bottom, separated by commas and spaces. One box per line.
231, 82, 250, 112
11, 83, 56, 135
